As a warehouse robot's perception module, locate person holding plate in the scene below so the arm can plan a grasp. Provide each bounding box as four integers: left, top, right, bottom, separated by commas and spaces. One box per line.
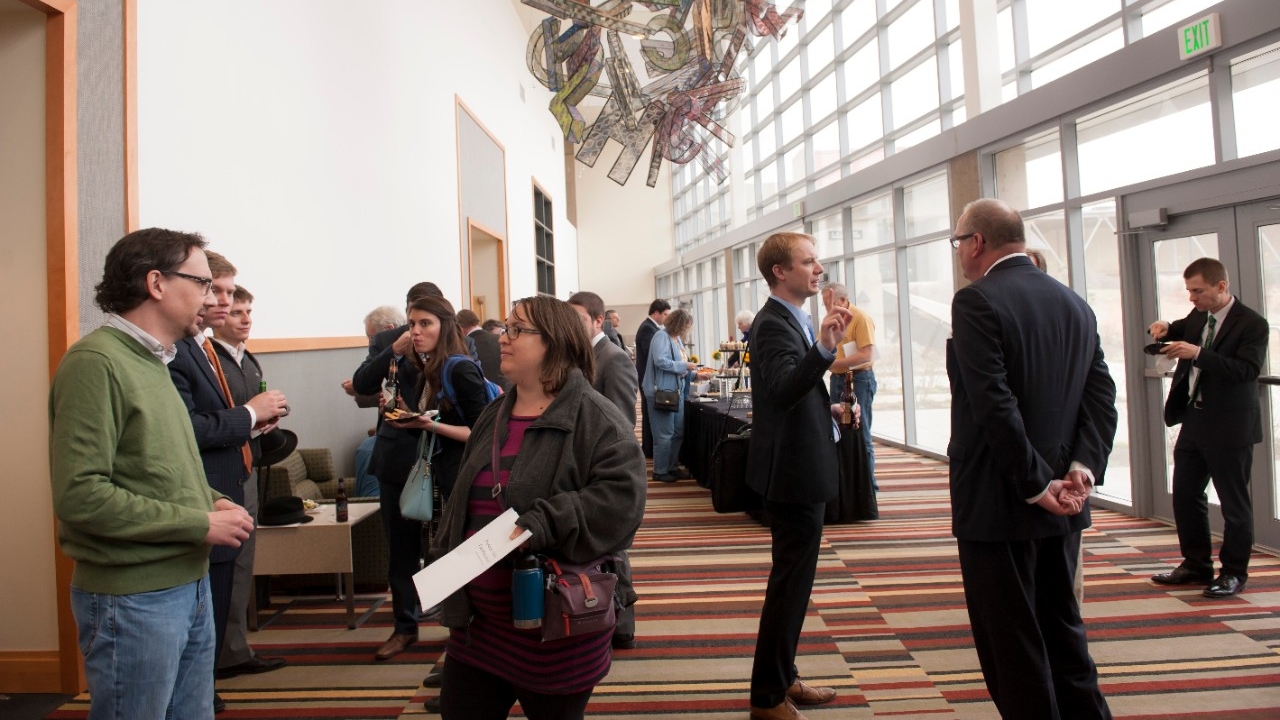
377, 295, 493, 662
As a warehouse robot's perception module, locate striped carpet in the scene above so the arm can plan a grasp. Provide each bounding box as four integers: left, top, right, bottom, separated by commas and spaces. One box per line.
47, 445, 1280, 718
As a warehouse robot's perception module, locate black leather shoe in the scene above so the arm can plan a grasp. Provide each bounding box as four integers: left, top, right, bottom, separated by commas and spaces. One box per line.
653, 473, 677, 483
422, 669, 442, 687
1204, 574, 1246, 598
1151, 566, 1213, 586
216, 654, 287, 679
423, 696, 441, 713
213, 693, 226, 714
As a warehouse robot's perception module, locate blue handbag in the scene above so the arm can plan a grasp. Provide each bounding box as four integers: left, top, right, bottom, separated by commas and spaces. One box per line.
398, 431, 438, 521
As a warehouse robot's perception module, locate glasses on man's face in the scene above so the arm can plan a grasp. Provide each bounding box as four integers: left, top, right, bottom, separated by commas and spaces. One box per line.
162, 270, 214, 294
500, 324, 542, 341
949, 232, 978, 249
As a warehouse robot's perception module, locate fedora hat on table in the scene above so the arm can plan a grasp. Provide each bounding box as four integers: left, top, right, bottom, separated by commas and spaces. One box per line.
259, 495, 314, 526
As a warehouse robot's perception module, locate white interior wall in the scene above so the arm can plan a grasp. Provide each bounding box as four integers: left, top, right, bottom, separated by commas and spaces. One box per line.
573, 155, 675, 305
0, 1, 58, 651
135, 0, 576, 337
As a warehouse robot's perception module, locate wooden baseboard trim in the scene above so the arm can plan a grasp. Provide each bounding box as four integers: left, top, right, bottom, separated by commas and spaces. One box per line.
0, 651, 66, 693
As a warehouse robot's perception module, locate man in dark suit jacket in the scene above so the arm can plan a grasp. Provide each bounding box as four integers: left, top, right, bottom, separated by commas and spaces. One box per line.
569, 291, 642, 649
169, 253, 290, 709
947, 199, 1116, 720
745, 232, 850, 720
1149, 257, 1269, 598
209, 284, 289, 680
635, 299, 671, 459
458, 308, 511, 392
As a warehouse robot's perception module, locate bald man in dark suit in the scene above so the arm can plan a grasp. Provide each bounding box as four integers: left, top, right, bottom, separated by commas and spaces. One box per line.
947, 199, 1116, 719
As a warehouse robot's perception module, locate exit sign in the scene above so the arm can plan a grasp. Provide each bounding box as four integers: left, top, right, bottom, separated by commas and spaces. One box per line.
1178, 13, 1221, 61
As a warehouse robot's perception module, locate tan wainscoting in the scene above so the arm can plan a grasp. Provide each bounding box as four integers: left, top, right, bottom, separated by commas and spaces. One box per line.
246, 336, 368, 353
0, 650, 65, 693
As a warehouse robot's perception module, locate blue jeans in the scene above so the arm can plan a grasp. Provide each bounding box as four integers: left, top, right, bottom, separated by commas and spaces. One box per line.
354, 435, 381, 497
648, 395, 685, 475
72, 576, 215, 720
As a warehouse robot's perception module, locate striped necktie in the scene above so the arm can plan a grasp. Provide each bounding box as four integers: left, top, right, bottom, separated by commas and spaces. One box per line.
203, 337, 254, 474
1187, 314, 1216, 406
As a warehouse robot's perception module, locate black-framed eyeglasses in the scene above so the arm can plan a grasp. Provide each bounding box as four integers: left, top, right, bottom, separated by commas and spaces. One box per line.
500, 324, 542, 341
162, 270, 214, 294
949, 233, 978, 249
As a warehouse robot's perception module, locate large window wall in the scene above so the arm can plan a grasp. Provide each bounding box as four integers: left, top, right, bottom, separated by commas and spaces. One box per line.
658, 1, 1280, 481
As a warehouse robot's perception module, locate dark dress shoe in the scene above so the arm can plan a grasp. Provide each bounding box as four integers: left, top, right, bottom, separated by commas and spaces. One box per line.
374, 632, 417, 660
1151, 566, 1213, 585
216, 654, 287, 679
786, 678, 836, 706
423, 696, 442, 713
213, 693, 226, 714
672, 467, 692, 480
422, 669, 442, 687
653, 473, 677, 483
611, 632, 636, 650
1204, 574, 1246, 598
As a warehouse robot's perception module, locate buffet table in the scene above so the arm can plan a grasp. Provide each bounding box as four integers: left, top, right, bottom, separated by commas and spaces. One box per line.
680, 396, 878, 524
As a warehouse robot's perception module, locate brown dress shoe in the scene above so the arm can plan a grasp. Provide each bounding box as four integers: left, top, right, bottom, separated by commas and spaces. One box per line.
749, 698, 806, 720
787, 678, 836, 705
374, 632, 417, 660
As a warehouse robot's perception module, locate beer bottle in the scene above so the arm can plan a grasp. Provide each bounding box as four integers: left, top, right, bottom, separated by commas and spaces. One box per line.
258, 380, 267, 394
840, 368, 858, 430
383, 358, 399, 411
335, 477, 349, 522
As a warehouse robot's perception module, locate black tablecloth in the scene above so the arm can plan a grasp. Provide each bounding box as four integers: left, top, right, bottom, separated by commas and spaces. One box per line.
680, 397, 878, 524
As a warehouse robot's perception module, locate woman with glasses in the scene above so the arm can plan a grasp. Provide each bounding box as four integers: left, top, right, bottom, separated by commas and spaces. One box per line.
643, 309, 712, 482
379, 295, 494, 662
432, 296, 646, 720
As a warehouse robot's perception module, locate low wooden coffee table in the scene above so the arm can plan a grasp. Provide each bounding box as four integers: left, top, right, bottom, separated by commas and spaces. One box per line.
251, 502, 380, 629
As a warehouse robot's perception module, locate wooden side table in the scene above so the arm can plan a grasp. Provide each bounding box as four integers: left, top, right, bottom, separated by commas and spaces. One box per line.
251, 502, 380, 629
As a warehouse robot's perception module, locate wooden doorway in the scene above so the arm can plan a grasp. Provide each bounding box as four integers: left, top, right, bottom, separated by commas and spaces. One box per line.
467, 218, 506, 323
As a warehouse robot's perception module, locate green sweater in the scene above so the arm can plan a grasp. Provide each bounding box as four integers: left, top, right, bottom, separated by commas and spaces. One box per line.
50, 327, 217, 595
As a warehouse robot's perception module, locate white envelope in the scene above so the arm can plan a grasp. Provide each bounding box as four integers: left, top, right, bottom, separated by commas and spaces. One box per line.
413, 507, 532, 610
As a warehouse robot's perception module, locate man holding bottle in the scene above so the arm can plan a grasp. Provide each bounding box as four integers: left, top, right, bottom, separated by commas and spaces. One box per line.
169, 253, 291, 711
209, 284, 292, 681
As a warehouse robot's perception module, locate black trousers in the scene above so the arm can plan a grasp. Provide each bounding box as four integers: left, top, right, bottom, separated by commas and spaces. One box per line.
208, 558, 235, 683
958, 533, 1110, 720
379, 479, 422, 635
749, 500, 825, 709
1172, 409, 1256, 578
440, 656, 593, 720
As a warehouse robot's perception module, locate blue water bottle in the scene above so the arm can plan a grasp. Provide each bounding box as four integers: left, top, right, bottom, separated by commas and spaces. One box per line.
512, 554, 543, 629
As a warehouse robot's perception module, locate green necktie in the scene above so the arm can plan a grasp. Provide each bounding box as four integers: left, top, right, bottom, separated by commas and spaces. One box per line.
1187, 314, 1216, 406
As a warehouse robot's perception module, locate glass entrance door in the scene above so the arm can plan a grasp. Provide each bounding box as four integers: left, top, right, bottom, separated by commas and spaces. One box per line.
1131, 200, 1280, 553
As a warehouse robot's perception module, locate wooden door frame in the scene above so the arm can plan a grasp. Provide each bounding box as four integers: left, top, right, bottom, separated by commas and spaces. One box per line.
11, 0, 79, 694
467, 217, 508, 316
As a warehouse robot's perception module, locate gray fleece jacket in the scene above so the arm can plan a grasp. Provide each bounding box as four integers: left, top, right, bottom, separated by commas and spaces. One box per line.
432, 369, 647, 629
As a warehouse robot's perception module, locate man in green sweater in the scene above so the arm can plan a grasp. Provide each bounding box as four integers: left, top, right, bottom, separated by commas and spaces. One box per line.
49, 228, 256, 719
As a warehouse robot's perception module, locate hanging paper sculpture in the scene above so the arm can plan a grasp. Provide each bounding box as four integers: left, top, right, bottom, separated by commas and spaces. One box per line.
524, 0, 803, 187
